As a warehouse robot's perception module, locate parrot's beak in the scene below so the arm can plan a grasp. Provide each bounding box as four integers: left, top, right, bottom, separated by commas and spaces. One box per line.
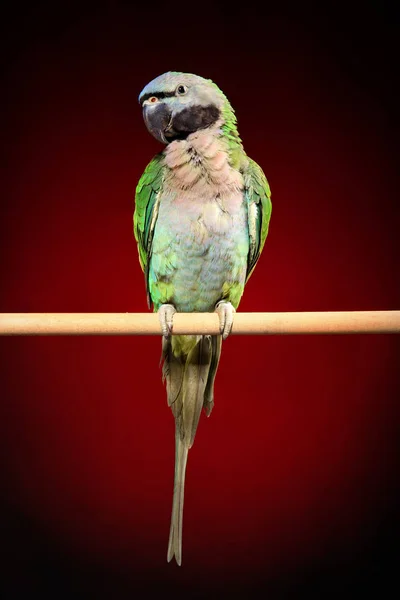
142, 103, 172, 145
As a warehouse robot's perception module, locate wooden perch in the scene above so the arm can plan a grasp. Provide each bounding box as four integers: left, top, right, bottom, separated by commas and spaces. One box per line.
0, 311, 399, 336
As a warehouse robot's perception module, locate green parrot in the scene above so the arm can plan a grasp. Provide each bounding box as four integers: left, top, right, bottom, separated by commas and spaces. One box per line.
134, 72, 271, 565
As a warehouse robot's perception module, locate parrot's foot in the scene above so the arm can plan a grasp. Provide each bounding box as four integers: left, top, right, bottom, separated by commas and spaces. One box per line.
215, 301, 235, 340
158, 304, 176, 338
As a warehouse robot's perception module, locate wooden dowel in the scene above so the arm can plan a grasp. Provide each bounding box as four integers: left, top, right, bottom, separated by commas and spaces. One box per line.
0, 311, 399, 336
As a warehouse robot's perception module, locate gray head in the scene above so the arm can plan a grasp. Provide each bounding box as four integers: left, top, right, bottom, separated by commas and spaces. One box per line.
138, 72, 231, 144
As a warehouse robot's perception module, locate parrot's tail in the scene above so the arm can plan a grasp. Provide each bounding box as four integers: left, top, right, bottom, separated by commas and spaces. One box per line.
162, 334, 222, 565
167, 426, 188, 565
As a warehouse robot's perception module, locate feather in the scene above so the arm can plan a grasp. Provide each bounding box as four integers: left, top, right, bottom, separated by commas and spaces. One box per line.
243, 158, 272, 282
203, 335, 222, 417
167, 427, 188, 566
163, 335, 213, 565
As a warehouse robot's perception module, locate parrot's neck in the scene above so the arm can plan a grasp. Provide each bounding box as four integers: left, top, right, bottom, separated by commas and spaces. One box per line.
219, 102, 244, 168
164, 124, 245, 193
220, 104, 242, 144
164, 104, 246, 180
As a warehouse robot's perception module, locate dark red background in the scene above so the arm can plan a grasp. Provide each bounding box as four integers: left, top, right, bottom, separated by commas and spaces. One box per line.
1, 3, 399, 598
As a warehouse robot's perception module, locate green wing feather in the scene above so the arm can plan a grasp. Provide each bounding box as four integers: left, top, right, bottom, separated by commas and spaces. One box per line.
243, 158, 272, 282
133, 153, 165, 307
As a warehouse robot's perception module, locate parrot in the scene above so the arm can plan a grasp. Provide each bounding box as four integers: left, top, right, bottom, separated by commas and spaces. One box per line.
133, 72, 271, 565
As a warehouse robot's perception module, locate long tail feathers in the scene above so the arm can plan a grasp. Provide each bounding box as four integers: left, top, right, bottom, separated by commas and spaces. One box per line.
182, 335, 212, 448
163, 334, 216, 565
167, 426, 188, 565
203, 335, 222, 417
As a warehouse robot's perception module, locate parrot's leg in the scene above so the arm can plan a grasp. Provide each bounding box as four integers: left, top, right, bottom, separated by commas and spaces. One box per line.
158, 303, 176, 338
215, 300, 236, 340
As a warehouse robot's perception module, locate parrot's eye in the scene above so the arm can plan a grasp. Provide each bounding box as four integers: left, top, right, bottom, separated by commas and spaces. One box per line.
176, 85, 188, 95
148, 96, 158, 103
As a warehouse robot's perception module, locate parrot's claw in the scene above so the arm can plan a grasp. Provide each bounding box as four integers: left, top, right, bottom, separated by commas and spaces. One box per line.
215, 301, 235, 340
158, 304, 176, 338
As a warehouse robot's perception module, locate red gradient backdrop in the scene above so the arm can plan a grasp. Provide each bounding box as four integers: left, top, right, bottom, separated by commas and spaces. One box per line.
1, 5, 399, 598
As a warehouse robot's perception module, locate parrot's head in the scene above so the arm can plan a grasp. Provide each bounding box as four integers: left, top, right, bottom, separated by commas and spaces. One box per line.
138, 72, 233, 144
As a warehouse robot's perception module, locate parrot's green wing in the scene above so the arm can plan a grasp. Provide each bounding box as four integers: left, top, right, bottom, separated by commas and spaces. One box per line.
133, 153, 165, 307
243, 158, 272, 282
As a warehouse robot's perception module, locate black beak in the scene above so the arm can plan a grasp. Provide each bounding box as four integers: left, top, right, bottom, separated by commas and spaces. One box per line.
142, 103, 172, 145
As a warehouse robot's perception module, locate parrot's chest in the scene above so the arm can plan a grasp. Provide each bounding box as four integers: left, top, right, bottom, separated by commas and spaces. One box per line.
149, 134, 249, 311
157, 186, 247, 253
